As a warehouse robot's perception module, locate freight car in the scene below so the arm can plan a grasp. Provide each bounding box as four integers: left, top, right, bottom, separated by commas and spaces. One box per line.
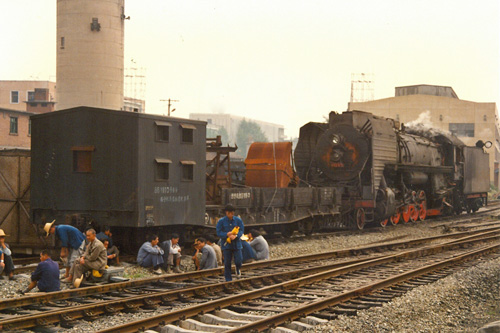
293, 110, 490, 229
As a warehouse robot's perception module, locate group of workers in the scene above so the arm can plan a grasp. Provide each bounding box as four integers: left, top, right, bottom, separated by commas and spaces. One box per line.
4, 203, 268, 294
137, 204, 269, 282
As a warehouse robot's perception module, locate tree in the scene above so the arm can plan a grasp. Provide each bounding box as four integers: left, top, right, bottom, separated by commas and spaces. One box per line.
216, 126, 229, 146
206, 126, 229, 146
236, 119, 268, 156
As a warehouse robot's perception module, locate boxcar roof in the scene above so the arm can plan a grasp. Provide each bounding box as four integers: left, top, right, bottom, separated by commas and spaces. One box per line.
31, 106, 206, 126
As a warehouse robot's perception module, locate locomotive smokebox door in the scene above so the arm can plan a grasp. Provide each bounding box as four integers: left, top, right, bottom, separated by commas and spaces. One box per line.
314, 124, 370, 181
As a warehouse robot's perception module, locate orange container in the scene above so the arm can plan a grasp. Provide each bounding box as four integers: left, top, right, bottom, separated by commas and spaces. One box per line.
244, 142, 297, 188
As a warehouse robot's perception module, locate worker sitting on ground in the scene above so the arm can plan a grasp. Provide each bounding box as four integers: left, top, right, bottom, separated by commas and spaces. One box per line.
97, 226, 119, 265
192, 239, 202, 270
67, 228, 107, 288
159, 233, 183, 273
103, 239, 120, 266
206, 235, 222, 267
20, 250, 60, 294
137, 234, 164, 275
197, 237, 218, 270
241, 234, 257, 264
0, 229, 16, 280
248, 229, 270, 260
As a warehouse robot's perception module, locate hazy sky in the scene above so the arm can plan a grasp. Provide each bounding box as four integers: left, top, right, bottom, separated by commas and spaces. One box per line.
1, 1, 498, 138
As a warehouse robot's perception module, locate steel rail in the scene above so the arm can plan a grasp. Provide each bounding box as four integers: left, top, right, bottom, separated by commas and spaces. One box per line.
227, 243, 500, 332
95, 234, 500, 333
1, 226, 498, 311
3, 233, 499, 331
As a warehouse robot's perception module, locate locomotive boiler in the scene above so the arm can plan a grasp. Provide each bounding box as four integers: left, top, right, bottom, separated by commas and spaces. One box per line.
294, 110, 490, 229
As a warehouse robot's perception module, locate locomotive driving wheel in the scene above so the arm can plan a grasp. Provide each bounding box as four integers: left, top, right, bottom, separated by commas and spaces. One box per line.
355, 208, 365, 230
380, 218, 388, 227
390, 211, 401, 225
402, 205, 411, 223
409, 204, 419, 222
417, 190, 427, 221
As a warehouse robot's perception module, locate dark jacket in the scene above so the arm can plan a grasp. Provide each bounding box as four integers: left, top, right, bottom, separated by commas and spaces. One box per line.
216, 215, 244, 250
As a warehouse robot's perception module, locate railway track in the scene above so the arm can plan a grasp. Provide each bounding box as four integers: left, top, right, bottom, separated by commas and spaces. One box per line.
0, 227, 498, 332
99, 231, 499, 332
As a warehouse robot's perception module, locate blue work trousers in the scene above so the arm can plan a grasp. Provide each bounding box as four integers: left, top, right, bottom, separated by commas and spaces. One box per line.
139, 253, 164, 269
223, 248, 242, 282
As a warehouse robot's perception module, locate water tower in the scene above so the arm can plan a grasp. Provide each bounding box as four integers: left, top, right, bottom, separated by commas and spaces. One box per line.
56, 0, 125, 110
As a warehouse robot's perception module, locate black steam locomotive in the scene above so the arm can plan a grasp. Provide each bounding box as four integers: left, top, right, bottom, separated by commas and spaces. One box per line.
294, 110, 490, 229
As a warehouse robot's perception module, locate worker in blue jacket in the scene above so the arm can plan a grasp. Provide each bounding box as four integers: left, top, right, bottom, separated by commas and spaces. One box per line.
44, 220, 85, 279
216, 204, 244, 281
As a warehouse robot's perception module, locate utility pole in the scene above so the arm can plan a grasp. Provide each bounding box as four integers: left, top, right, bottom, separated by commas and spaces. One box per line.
160, 98, 179, 116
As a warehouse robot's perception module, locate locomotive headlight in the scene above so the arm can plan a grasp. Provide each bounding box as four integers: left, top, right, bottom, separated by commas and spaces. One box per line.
331, 135, 340, 145
331, 149, 342, 162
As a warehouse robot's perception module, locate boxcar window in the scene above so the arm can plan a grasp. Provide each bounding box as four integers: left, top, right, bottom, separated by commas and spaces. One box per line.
72, 146, 95, 173
155, 121, 171, 142
155, 158, 171, 181
180, 160, 195, 181
180, 123, 196, 143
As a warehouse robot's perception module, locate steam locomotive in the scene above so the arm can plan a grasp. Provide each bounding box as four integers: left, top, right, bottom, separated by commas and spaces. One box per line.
293, 110, 490, 229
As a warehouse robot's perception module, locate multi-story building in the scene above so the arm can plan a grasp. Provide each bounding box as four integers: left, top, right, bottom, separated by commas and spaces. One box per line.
189, 112, 285, 144
348, 84, 500, 188
0, 81, 56, 111
0, 108, 34, 149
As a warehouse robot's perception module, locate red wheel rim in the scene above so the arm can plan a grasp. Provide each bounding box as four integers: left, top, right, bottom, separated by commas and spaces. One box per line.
380, 219, 388, 227
402, 205, 411, 223
409, 204, 419, 222
419, 201, 427, 220
356, 208, 365, 230
390, 212, 400, 225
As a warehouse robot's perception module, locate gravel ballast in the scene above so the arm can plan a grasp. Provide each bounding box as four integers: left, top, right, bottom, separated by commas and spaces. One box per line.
1, 220, 499, 332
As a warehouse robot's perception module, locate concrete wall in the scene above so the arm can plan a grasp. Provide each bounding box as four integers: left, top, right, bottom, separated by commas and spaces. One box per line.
348, 94, 499, 187
56, 0, 124, 110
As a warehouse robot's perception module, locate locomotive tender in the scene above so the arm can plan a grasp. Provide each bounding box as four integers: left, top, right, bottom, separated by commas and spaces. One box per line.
29, 107, 490, 247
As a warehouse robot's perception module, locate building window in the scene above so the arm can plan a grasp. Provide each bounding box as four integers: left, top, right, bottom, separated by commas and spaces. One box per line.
155, 158, 171, 181
180, 160, 195, 181
60, 36, 65, 49
155, 121, 171, 142
11, 91, 19, 104
72, 146, 95, 173
9, 117, 18, 134
27, 91, 35, 101
180, 123, 196, 143
449, 123, 475, 137
28, 119, 31, 136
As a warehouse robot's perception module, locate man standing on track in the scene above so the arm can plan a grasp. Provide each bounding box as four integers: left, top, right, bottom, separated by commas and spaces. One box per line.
216, 204, 244, 281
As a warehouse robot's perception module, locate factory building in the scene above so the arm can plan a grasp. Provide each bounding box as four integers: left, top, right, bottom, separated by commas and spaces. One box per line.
56, 0, 125, 111
190, 113, 285, 143
348, 84, 500, 188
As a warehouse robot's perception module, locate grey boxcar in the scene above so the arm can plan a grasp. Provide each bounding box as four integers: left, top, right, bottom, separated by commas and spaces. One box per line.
31, 107, 206, 242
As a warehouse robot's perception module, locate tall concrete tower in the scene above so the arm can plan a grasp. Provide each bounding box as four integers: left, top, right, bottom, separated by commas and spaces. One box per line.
56, 0, 125, 111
